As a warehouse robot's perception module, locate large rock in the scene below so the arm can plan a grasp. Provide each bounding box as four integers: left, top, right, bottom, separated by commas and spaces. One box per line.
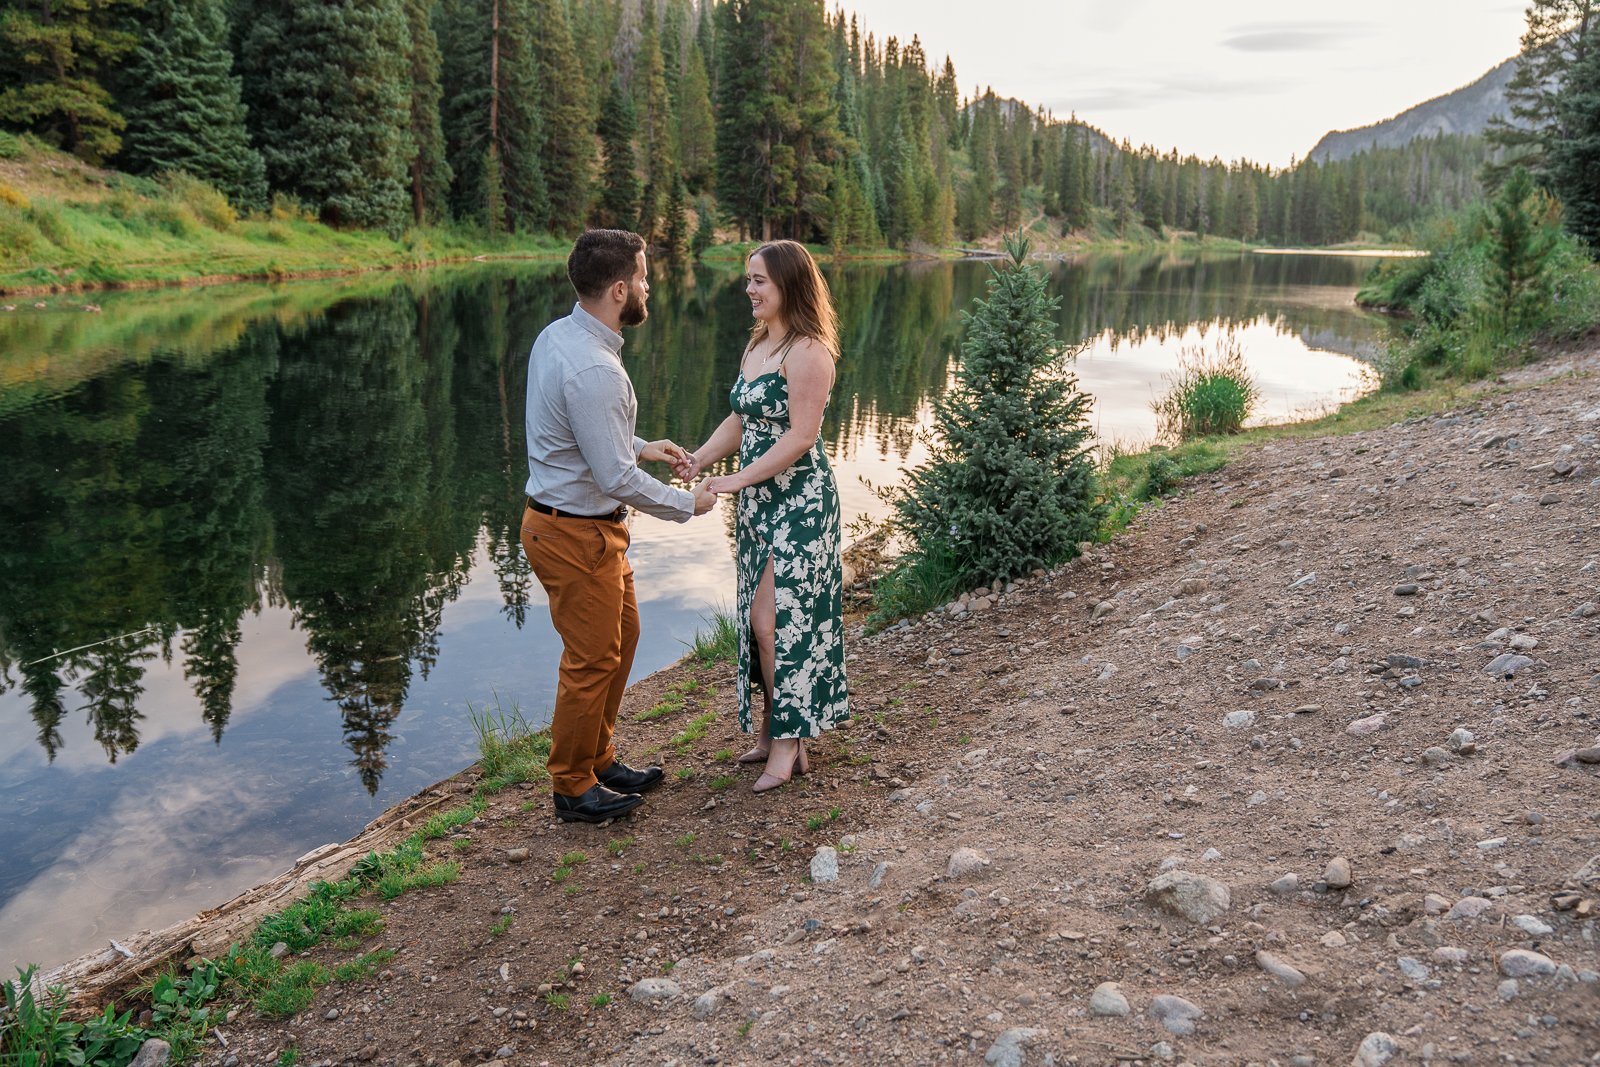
946, 847, 991, 880
984, 1027, 1045, 1067
1255, 950, 1307, 988
1149, 994, 1203, 1035
1499, 949, 1557, 978
1484, 653, 1535, 677
628, 977, 682, 1002
1354, 1031, 1399, 1066
1146, 871, 1232, 924
810, 846, 839, 883
1090, 981, 1130, 1017
129, 1041, 172, 1067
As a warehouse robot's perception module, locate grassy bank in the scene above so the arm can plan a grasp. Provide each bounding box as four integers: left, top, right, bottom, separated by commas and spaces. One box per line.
0, 138, 565, 295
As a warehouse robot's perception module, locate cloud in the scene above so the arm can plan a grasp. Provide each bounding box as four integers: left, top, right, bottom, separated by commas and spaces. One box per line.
1221, 22, 1373, 53
1048, 72, 1279, 118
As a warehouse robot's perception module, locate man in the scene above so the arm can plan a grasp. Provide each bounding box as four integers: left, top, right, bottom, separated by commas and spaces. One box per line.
522, 229, 715, 823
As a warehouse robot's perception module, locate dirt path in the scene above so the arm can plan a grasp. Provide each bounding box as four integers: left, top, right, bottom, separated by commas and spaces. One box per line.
199, 347, 1600, 1067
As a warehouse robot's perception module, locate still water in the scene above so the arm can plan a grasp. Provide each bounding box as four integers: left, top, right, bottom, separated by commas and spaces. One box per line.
0, 251, 1394, 973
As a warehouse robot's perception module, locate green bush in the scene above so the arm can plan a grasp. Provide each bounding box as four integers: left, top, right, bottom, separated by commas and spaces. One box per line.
25, 200, 75, 250
160, 171, 237, 231
888, 233, 1101, 591
1140, 453, 1182, 498
141, 198, 201, 239
0, 131, 21, 159
1152, 334, 1260, 441
1367, 171, 1600, 389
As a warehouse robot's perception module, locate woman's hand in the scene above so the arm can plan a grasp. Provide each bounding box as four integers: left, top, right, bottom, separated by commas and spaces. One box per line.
672, 451, 702, 482
704, 474, 742, 496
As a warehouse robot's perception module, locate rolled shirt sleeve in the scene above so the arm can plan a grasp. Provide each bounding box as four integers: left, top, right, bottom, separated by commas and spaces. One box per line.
566, 366, 695, 522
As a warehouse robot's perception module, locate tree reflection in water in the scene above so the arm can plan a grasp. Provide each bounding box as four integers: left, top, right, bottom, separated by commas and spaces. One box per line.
0, 253, 1385, 787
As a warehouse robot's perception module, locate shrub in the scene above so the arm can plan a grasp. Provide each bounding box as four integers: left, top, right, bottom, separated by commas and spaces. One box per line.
142, 198, 201, 239
25, 200, 74, 250
270, 192, 316, 223
0, 206, 38, 259
160, 171, 237, 231
0, 182, 27, 209
1152, 334, 1260, 441
1141, 453, 1182, 498
0, 131, 21, 159
887, 232, 1101, 590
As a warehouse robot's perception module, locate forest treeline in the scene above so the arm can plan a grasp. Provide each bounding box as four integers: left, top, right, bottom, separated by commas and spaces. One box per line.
0, 0, 1493, 251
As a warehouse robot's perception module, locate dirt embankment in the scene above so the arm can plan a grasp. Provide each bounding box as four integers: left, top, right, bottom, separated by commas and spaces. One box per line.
187, 347, 1600, 1067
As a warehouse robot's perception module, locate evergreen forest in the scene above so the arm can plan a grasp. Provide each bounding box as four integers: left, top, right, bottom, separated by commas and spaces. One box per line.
0, 0, 1507, 251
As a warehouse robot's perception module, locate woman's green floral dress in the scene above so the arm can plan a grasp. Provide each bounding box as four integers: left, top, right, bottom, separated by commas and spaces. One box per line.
730, 369, 848, 738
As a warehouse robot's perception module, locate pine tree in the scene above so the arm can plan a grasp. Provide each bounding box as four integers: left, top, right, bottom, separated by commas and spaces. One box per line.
437, 0, 547, 231
664, 173, 689, 259
1550, 33, 1600, 250
1488, 167, 1563, 329
0, 0, 144, 162
595, 75, 641, 229
713, 0, 763, 239
676, 37, 716, 191
634, 1, 676, 241
1487, 0, 1597, 183
891, 233, 1100, 586
117, 0, 267, 208
691, 194, 716, 256
239, 0, 413, 233
528, 0, 592, 233
402, 0, 452, 225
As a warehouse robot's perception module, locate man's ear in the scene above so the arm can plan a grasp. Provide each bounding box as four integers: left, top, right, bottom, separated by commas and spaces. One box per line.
611, 277, 629, 304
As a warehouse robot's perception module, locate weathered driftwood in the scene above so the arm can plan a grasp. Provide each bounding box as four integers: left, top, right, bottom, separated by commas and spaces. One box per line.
41, 771, 474, 1015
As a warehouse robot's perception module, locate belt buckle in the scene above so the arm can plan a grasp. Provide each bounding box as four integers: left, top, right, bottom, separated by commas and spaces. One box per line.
612, 506, 628, 523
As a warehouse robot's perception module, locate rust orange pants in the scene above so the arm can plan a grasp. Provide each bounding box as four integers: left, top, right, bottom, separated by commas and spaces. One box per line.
520, 507, 638, 797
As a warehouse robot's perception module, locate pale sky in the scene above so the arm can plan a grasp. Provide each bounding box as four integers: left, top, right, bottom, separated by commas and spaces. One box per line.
841, 0, 1530, 166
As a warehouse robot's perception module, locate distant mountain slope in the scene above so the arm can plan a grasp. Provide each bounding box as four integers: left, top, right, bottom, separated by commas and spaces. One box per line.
1307, 57, 1517, 163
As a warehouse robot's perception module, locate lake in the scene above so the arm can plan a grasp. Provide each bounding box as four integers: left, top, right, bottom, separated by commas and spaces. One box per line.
0, 250, 1396, 973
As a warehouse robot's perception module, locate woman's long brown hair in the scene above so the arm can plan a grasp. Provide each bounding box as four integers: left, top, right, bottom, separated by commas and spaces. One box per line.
747, 240, 840, 361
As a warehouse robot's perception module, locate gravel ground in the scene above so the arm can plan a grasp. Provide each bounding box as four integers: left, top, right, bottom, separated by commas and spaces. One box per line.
197, 346, 1600, 1067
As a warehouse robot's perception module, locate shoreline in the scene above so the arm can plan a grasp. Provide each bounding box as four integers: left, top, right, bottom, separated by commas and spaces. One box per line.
37, 334, 1589, 1003
82, 331, 1593, 1065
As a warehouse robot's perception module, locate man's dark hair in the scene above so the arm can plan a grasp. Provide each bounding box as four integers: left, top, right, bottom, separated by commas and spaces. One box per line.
567, 229, 646, 299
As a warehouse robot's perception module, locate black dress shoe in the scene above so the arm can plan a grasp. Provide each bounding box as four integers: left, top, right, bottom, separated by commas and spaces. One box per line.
597, 760, 665, 794
553, 783, 646, 823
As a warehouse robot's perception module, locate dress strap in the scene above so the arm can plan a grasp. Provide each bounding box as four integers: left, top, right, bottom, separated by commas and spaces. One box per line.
773, 333, 800, 367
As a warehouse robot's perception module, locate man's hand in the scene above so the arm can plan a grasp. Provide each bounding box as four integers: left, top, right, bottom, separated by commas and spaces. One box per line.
671, 451, 701, 482
640, 438, 689, 469
691, 478, 718, 516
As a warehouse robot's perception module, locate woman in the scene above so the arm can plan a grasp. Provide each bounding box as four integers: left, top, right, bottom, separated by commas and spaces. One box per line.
685, 241, 849, 792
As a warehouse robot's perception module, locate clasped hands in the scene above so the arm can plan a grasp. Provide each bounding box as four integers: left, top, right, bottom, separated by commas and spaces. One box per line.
639, 439, 738, 516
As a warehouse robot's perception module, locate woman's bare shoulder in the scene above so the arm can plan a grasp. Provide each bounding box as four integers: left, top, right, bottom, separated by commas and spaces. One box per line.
785, 336, 836, 374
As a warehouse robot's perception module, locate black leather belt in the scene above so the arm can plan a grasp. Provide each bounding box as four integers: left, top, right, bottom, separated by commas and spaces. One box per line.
527, 497, 627, 523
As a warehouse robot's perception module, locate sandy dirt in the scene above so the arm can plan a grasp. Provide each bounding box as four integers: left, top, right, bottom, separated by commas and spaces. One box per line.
193, 345, 1600, 1067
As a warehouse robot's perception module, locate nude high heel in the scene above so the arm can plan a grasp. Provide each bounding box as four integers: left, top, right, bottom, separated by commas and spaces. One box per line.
752, 740, 808, 793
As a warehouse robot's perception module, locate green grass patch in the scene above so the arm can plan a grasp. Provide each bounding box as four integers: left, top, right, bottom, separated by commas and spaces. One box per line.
332, 948, 396, 983
489, 915, 514, 937
544, 992, 570, 1010
560, 850, 588, 867
607, 835, 635, 855
675, 832, 697, 848
708, 775, 738, 792
674, 767, 695, 781
470, 697, 551, 794
689, 608, 739, 664
590, 992, 612, 1008
671, 710, 717, 749
550, 866, 572, 884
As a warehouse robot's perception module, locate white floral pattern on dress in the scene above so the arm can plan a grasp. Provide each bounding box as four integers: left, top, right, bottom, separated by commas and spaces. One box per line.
730, 370, 848, 738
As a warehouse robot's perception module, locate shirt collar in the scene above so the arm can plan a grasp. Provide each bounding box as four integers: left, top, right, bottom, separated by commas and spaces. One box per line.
570, 302, 624, 356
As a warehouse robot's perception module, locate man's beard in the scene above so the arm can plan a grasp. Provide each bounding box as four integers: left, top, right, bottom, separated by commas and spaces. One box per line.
620, 288, 648, 327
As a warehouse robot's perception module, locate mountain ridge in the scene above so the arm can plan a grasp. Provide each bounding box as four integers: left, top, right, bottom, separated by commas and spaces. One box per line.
1307, 57, 1517, 163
